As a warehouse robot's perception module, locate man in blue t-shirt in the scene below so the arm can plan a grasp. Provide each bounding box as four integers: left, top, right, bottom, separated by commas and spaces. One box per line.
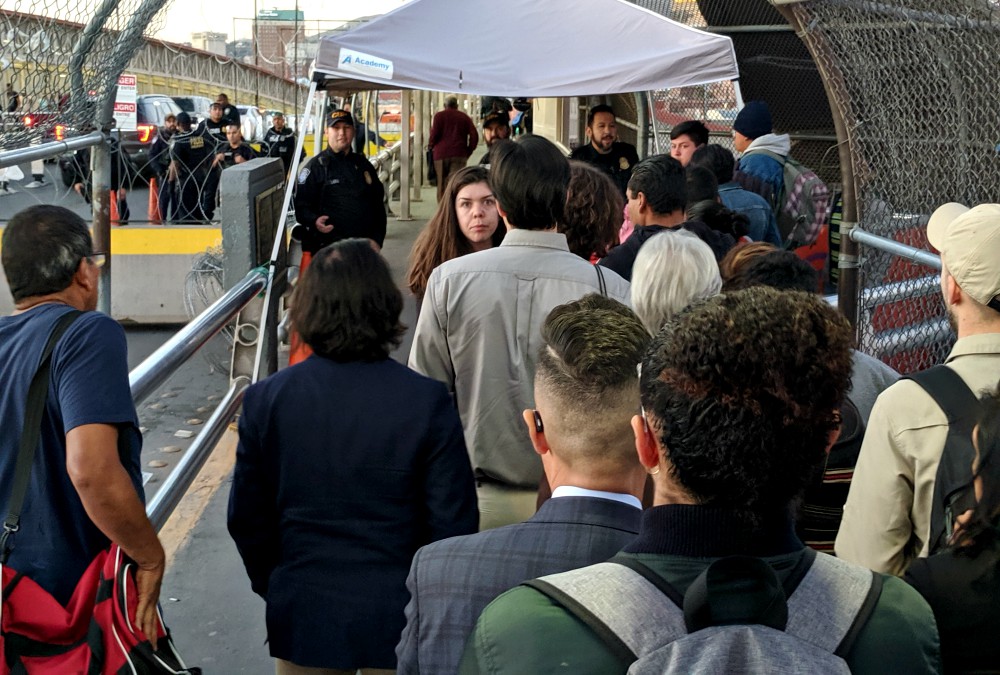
0, 205, 164, 642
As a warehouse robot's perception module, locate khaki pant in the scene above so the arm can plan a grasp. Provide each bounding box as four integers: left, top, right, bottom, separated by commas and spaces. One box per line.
476, 481, 538, 531
434, 157, 468, 200
275, 659, 394, 675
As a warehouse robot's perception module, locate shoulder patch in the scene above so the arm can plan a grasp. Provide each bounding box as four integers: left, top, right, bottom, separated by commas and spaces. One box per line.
297, 167, 311, 184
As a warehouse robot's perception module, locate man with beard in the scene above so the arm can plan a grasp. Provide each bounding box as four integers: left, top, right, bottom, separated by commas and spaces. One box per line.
478, 110, 511, 166
837, 203, 1000, 575
570, 104, 639, 199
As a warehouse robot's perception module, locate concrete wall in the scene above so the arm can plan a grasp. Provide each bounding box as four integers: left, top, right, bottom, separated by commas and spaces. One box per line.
0, 226, 222, 323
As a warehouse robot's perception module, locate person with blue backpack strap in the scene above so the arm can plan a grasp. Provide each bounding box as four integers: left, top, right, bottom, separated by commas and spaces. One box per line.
460, 287, 941, 675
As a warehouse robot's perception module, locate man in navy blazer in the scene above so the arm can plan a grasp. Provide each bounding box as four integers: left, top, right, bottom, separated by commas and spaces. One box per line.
395, 294, 651, 674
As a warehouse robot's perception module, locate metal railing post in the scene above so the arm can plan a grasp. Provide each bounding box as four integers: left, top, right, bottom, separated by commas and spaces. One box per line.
399, 90, 412, 220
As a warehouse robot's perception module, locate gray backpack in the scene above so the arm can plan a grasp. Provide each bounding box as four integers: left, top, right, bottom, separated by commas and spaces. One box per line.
524, 549, 882, 674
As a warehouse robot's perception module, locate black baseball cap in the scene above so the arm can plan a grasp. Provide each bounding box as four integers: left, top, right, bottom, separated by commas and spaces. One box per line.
328, 110, 355, 127
483, 111, 509, 129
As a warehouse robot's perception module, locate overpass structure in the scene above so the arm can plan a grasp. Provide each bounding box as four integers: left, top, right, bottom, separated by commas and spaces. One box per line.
1, 9, 306, 113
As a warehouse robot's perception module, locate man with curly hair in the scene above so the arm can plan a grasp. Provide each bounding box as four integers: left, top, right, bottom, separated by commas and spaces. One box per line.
461, 287, 940, 674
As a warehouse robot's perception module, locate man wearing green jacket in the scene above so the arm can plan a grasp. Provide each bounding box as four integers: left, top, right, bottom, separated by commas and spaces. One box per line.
461, 287, 941, 675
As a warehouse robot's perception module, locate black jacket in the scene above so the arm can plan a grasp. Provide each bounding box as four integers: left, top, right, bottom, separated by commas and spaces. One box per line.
599, 222, 735, 281
293, 147, 387, 252
905, 543, 1000, 673
264, 126, 303, 170
570, 141, 639, 198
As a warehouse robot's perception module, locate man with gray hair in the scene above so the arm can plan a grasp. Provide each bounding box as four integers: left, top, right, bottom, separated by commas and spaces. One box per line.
0, 205, 165, 646
429, 95, 479, 200
397, 294, 647, 675
630, 229, 721, 334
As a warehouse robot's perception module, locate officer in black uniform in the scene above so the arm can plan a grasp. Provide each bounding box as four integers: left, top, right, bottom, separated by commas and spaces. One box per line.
218, 124, 257, 169
293, 110, 386, 253
263, 112, 303, 174
569, 104, 639, 199
199, 102, 228, 220
168, 112, 211, 222
216, 93, 241, 127
479, 111, 511, 166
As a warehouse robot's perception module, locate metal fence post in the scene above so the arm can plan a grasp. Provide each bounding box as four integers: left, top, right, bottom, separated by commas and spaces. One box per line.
91, 129, 112, 315
399, 90, 412, 220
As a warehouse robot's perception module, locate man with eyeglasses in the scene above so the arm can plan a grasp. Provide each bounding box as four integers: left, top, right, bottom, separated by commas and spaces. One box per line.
0, 205, 165, 645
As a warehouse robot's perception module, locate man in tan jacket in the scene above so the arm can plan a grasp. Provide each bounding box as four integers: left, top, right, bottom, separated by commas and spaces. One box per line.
836, 202, 1000, 575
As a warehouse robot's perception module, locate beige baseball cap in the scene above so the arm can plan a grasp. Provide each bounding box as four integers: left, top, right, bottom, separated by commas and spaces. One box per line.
927, 202, 1000, 311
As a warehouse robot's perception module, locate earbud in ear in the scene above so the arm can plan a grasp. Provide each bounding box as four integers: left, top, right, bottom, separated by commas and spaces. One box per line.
533, 410, 544, 433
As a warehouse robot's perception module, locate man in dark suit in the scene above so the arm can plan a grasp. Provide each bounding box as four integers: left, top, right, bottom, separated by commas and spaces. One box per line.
396, 294, 650, 675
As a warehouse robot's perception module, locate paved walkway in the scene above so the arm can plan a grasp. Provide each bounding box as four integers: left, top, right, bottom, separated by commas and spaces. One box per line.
161, 186, 441, 672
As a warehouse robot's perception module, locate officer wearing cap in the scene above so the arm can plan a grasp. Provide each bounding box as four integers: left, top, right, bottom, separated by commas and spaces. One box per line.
837, 203, 1000, 576
168, 111, 212, 222
570, 104, 639, 199
293, 109, 387, 254
263, 112, 303, 175
479, 111, 511, 166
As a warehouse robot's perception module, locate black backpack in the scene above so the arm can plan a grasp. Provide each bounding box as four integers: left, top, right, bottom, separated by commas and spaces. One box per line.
904, 365, 983, 553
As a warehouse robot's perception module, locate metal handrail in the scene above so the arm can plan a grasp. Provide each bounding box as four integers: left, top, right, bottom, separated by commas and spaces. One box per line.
0, 131, 105, 169
146, 379, 249, 530
130, 266, 267, 407
849, 226, 942, 270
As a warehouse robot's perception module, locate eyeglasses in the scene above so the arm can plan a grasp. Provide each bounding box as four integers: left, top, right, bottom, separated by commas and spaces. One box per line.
86, 252, 107, 268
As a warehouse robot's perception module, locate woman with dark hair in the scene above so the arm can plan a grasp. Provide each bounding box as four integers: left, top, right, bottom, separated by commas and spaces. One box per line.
229, 239, 478, 674
562, 160, 622, 262
906, 381, 1000, 673
407, 165, 503, 300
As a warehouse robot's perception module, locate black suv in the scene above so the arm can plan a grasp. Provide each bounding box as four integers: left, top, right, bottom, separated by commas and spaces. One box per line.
59, 94, 182, 187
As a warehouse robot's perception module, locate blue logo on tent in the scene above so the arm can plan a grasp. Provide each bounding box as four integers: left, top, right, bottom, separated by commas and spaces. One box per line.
342, 56, 352, 64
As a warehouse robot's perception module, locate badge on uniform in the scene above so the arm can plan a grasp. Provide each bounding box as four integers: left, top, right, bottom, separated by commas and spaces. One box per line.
298, 167, 310, 184
619, 157, 630, 170
364, 171, 372, 185
191, 136, 204, 149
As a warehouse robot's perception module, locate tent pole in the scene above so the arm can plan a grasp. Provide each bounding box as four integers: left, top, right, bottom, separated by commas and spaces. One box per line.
399, 89, 412, 220
412, 89, 424, 201
635, 91, 649, 159
733, 80, 745, 109
314, 90, 326, 157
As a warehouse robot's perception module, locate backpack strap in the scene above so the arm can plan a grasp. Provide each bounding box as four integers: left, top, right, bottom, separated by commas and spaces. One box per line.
523, 561, 687, 662
742, 148, 787, 166
595, 263, 608, 298
785, 552, 881, 657
0, 309, 83, 564
903, 365, 982, 551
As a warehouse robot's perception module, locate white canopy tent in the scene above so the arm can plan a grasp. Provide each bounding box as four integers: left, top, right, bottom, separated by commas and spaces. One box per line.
277, 0, 741, 224
312, 0, 739, 95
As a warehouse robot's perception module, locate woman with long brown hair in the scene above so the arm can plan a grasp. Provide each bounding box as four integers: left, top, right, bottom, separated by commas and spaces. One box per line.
407, 165, 503, 300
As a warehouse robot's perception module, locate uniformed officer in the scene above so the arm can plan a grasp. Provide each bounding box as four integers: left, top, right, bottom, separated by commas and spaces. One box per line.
168, 112, 211, 222
217, 124, 256, 169
293, 109, 387, 254
569, 104, 639, 198
215, 93, 241, 127
199, 103, 228, 219
263, 112, 303, 174
479, 110, 511, 166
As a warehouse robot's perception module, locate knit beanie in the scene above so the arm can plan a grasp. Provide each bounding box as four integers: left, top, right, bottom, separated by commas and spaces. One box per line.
733, 100, 773, 140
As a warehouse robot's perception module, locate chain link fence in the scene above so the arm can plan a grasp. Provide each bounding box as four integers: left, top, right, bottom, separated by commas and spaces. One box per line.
783, 0, 1000, 372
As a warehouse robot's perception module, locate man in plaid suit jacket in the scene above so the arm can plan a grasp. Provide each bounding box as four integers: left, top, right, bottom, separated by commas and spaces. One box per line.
395, 294, 649, 674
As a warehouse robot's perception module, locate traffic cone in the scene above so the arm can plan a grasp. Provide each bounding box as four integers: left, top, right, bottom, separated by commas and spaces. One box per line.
110, 190, 120, 226
148, 176, 162, 224
288, 251, 315, 365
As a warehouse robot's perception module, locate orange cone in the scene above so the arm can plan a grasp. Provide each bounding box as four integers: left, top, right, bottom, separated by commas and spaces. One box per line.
288, 251, 315, 365
148, 176, 162, 224
110, 190, 120, 226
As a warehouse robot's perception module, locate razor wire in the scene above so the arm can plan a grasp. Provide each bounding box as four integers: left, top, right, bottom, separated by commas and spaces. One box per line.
0, 0, 170, 150
784, 0, 1000, 373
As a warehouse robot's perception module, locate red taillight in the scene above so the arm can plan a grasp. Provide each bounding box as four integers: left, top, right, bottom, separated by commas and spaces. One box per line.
22, 115, 34, 127
55, 125, 66, 141
137, 124, 155, 143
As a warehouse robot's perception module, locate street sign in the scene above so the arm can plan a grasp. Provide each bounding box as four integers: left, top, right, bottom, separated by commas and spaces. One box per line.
114, 74, 137, 131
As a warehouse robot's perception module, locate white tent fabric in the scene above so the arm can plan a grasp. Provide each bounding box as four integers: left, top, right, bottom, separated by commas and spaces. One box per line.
313, 0, 739, 96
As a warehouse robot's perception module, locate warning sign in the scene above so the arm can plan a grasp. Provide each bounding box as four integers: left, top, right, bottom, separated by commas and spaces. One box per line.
114, 74, 137, 132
